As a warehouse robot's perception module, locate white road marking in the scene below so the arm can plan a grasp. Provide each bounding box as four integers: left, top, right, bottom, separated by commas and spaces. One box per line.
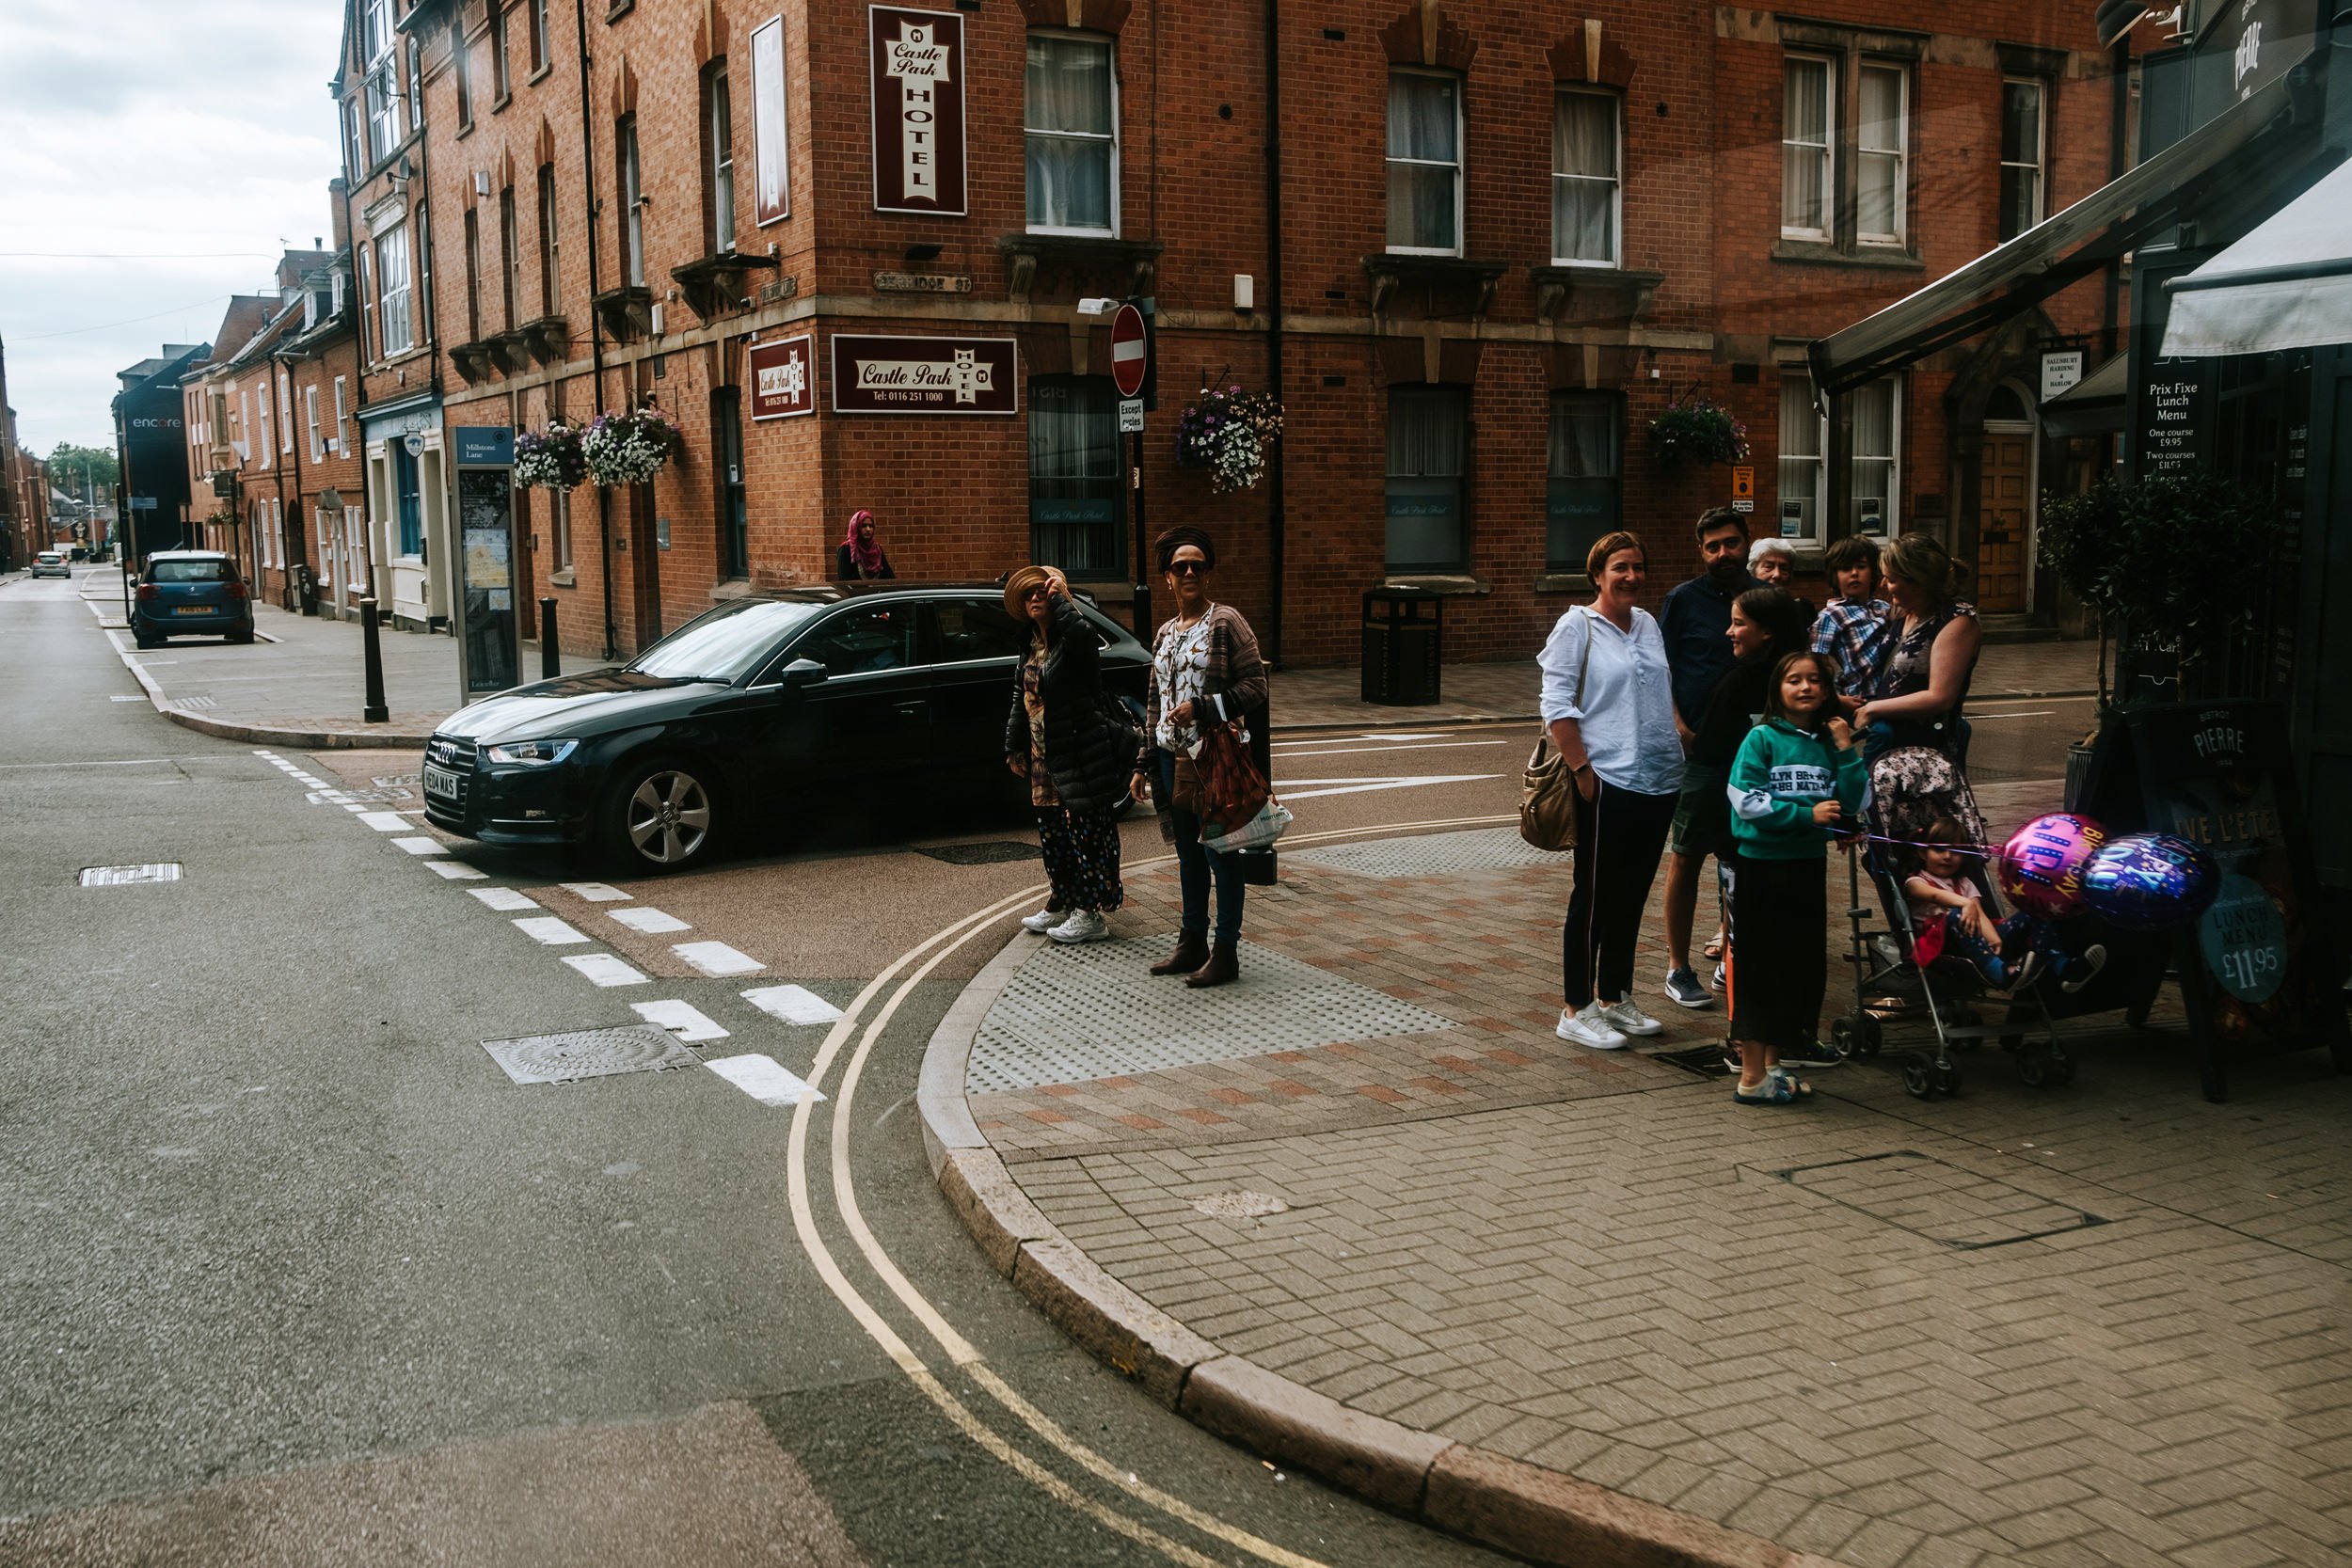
742, 984, 844, 1025
358, 812, 409, 832
468, 887, 539, 911
1967, 710, 2054, 720
611, 907, 691, 934
1276, 773, 1498, 800
562, 953, 648, 987
422, 860, 487, 880
675, 940, 763, 976
1267, 740, 1507, 758
632, 1000, 730, 1042
390, 836, 445, 856
706, 1053, 825, 1106
514, 916, 590, 945
561, 881, 631, 901
343, 803, 370, 813
108, 694, 142, 702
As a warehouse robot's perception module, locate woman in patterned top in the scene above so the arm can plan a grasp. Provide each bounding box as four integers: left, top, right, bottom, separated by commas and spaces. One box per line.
1003, 564, 1128, 944
1129, 527, 1268, 989
1854, 532, 1981, 765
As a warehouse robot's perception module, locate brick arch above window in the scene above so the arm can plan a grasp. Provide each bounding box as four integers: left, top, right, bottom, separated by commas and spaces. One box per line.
1015, 0, 1131, 34
496, 146, 516, 190
1378, 3, 1476, 72
1548, 20, 1633, 90
610, 53, 637, 119
692, 0, 730, 66
534, 117, 557, 166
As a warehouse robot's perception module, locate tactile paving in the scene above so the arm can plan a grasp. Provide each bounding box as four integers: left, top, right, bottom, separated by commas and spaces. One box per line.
968, 937, 1456, 1094
1283, 827, 1565, 879
482, 1024, 702, 1085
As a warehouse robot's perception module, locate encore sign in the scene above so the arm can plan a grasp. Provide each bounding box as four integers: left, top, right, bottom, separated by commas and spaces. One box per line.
869, 6, 966, 215
832, 335, 1018, 415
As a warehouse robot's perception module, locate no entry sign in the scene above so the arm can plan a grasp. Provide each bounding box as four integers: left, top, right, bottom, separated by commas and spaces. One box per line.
1109, 304, 1148, 399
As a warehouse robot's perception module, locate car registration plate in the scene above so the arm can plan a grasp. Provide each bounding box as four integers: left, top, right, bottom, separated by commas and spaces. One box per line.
173, 606, 213, 615
422, 763, 463, 799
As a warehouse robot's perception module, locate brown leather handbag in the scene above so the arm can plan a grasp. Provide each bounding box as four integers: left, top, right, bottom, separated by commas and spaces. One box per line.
1518, 612, 1591, 853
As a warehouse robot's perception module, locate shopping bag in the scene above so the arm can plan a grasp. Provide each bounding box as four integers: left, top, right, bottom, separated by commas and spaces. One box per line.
1201, 798, 1294, 854
1193, 721, 1271, 826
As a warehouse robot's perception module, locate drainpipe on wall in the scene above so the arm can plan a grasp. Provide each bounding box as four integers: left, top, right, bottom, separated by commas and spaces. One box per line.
1263, 0, 1286, 665
575, 0, 617, 661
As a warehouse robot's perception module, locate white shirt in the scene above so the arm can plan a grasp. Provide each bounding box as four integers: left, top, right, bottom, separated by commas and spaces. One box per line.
1538, 605, 1685, 797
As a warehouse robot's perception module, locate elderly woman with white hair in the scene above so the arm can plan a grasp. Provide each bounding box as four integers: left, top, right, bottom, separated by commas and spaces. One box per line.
1747, 535, 1812, 622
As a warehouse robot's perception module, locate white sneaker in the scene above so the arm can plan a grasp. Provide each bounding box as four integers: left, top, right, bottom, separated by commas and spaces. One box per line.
1021, 909, 1061, 934
1599, 998, 1664, 1037
1048, 909, 1111, 944
1556, 1003, 1629, 1050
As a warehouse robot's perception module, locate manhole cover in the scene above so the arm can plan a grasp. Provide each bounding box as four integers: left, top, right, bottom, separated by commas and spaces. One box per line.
80, 863, 183, 887
1649, 1044, 1731, 1078
1779, 1150, 2107, 1250
917, 841, 1042, 866
1286, 828, 1563, 879
482, 1024, 701, 1085
1190, 1191, 1290, 1221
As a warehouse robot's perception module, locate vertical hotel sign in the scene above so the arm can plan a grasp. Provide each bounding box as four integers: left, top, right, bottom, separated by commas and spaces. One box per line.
751, 15, 790, 226
869, 7, 965, 215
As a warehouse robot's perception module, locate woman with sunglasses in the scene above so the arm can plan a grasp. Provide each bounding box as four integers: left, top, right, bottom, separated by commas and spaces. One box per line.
1004, 564, 1131, 943
1128, 527, 1267, 988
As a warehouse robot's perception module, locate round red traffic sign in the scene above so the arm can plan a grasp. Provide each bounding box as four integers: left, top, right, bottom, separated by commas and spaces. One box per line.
1108, 303, 1148, 399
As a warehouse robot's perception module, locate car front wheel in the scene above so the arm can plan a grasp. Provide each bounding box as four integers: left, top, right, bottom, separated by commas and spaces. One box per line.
603, 758, 717, 873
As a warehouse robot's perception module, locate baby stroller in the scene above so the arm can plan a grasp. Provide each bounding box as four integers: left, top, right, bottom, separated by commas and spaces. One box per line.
1832, 746, 2076, 1099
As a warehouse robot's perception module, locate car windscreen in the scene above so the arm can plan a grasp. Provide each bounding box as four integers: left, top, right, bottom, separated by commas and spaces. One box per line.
626, 599, 828, 682
149, 559, 234, 583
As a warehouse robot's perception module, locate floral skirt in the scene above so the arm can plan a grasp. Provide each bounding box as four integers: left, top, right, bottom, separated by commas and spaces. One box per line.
1037, 807, 1123, 915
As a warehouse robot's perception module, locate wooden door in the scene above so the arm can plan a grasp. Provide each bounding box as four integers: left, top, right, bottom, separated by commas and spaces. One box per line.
628, 482, 663, 653
1977, 431, 2032, 612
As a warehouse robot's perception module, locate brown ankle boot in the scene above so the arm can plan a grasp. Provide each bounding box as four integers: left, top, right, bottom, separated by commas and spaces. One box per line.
1184, 940, 1239, 989
1151, 933, 1210, 976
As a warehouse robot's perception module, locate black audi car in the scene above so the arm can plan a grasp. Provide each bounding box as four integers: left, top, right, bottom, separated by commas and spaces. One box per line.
421, 582, 1151, 872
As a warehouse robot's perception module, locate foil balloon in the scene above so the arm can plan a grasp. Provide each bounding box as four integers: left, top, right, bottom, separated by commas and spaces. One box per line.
1998, 813, 2106, 919
2080, 833, 2220, 931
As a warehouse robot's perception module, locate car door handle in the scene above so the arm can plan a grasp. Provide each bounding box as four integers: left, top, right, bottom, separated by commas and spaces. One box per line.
895, 700, 929, 721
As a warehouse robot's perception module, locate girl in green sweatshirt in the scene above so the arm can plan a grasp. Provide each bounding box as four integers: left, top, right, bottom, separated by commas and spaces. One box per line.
1723, 650, 1867, 1103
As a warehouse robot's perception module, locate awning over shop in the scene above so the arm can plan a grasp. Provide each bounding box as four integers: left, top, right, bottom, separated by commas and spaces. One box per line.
2041, 353, 2130, 436
1808, 78, 2294, 398
2160, 153, 2352, 357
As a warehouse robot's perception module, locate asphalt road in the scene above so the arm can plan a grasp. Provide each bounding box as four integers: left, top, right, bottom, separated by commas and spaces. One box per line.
0, 567, 2090, 1565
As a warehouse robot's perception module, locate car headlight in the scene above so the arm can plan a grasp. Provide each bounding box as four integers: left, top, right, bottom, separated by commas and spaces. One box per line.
484, 739, 580, 766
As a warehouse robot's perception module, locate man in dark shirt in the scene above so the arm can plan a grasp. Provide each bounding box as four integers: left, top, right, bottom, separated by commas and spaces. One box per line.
1656, 507, 1756, 1011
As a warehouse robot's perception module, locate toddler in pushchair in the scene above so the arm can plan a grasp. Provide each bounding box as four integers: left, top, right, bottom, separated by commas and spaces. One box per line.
1831, 746, 2088, 1100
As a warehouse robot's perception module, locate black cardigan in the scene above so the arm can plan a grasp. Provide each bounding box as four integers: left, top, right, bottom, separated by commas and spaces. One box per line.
1003, 595, 1133, 814
835, 545, 895, 580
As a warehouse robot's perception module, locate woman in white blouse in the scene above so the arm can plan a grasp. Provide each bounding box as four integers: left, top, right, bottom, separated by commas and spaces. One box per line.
1539, 530, 1687, 1050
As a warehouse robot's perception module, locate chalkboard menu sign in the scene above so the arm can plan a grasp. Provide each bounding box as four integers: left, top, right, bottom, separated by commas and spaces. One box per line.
2138, 359, 2215, 478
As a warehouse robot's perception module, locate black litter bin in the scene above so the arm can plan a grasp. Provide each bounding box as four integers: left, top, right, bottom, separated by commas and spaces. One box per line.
1361, 587, 1442, 705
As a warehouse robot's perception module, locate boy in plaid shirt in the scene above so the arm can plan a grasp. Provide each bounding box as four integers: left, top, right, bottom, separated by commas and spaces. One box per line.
1810, 535, 1893, 706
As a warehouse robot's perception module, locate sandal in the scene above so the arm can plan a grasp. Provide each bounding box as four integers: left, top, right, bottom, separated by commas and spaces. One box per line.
1766, 1066, 1816, 1101
1703, 933, 1725, 961
1734, 1076, 1793, 1106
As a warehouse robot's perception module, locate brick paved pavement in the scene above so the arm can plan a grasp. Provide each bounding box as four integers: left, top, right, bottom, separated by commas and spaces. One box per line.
946, 790, 2352, 1568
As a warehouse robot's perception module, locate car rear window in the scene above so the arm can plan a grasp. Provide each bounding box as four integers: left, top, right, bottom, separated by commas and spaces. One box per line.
38, 553, 61, 563
150, 559, 235, 583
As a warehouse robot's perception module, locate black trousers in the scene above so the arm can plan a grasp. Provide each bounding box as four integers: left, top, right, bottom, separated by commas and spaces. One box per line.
1725, 853, 1828, 1053
1561, 778, 1677, 1008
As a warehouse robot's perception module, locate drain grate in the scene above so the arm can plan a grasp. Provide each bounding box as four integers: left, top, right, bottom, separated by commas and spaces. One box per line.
1285, 828, 1564, 879
916, 840, 1043, 866
1649, 1044, 1731, 1078
80, 863, 183, 887
1778, 1150, 2107, 1249
482, 1024, 701, 1085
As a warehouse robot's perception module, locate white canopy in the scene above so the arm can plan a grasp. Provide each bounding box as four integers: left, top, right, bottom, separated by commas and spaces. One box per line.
2161, 154, 2352, 358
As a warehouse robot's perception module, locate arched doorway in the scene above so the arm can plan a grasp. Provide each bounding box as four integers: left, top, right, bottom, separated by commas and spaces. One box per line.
1976, 381, 2036, 612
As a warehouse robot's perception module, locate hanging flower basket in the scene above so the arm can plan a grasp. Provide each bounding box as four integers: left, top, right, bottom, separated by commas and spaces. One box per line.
513, 417, 588, 490
1648, 397, 1749, 468
1174, 384, 1284, 494
582, 405, 684, 488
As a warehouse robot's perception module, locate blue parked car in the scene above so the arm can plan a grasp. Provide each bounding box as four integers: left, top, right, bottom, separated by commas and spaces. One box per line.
134, 550, 255, 648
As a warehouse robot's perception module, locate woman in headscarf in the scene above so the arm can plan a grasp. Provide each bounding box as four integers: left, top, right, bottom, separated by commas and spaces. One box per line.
835, 509, 895, 579
1003, 564, 1128, 943
1128, 526, 1267, 989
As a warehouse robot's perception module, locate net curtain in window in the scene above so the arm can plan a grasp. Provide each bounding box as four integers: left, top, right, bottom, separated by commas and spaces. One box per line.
1552, 94, 1617, 264
1025, 37, 1115, 232
1029, 377, 1121, 573
1386, 389, 1466, 570
1547, 395, 1619, 567
1387, 73, 1459, 251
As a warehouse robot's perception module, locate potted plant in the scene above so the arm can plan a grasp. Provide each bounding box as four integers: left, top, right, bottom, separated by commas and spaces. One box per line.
582, 404, 684, 488
1174, 383, 1284, 493
1648, 395, 1749, 468
513, 417, 588, 490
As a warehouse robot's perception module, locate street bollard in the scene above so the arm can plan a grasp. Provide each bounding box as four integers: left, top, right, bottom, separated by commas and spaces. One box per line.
540, 596, 559, 680
360, 596, 389, 723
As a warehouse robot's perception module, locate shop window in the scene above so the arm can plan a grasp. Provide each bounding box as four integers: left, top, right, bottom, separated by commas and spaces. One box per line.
1025, 33, 1117, 234
1547, 392, 1621, 571
1386, 387, 1468, 572
704, 63, 737, 253
1777, 370, 1900, 545
1999, 78, 2046, 241
1028, 375, 1123, 577
1387, 70, 1461, 255
1552, 90, 1620, 267
713, 387, 747, 578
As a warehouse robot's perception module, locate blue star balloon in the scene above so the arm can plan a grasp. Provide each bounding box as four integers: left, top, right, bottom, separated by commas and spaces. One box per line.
2080, 833, 2221, 931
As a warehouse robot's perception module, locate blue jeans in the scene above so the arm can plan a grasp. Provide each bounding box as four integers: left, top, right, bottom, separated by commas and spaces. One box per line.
1934, 909, 2087, 989
1160, 750, 1244, 943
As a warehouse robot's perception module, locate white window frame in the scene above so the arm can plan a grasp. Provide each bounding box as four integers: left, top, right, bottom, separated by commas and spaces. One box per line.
1999, 76, 2047, 241
1777, 368, 1902, 546
1023, 30, 1120, 239
491, 2, 510, 103
530, 0, 550, 72
1550, 87, 1621, 268
1386, 67, 1464, 257
333, 376, 349, 452
361, 0, 404, 166
1855, 60, 1908, 247
618, 115, 644, 287
1778, 367, 1826, 549
377, 225, 413, 356
306, 387, 324, 463
356, 244, 374, 361
272, 498, 287, 570
1781, 55, 1835, 242
278, 371, 294, 453
257, 383, 273, 469
1851, 377, 1902, 535
707, 63, 738, 252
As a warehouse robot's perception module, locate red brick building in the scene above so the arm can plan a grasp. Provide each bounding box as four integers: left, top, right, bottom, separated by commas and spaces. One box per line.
351, 0, 2122, 664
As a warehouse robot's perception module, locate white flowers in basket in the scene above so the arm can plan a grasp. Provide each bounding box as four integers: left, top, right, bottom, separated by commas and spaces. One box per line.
582, 406, 684, 487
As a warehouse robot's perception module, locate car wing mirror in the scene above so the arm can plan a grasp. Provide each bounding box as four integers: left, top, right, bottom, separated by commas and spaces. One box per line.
778, 657, 827, 687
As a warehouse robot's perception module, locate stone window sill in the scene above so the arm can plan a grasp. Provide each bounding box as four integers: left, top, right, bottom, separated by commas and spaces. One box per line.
1380, 574, 1488, 595
549, 568, 576, 588
1534, 573, 1591, 594
1770, 239, 1925, 273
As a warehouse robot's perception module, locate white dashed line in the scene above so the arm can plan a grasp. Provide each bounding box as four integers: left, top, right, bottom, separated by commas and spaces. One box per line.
468, 887, 539, 911
358, 812, 408, 832
514, 916, 590, 945
631, 1000, 730, 1042
422, 860, 487, 879
741, 984, 845, 1025
611, 907, 690, 934
562, 881, 631, 902
390, 836, 445, 856
704, 1053, 825, 1106
561, 953, 648, 987
674, 941, 762, 977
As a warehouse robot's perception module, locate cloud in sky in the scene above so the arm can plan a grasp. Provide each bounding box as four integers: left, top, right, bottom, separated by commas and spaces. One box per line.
0, 0, 346, 454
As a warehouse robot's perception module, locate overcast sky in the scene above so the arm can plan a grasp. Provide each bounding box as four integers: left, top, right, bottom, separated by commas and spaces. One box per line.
0, 0, 346, 458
